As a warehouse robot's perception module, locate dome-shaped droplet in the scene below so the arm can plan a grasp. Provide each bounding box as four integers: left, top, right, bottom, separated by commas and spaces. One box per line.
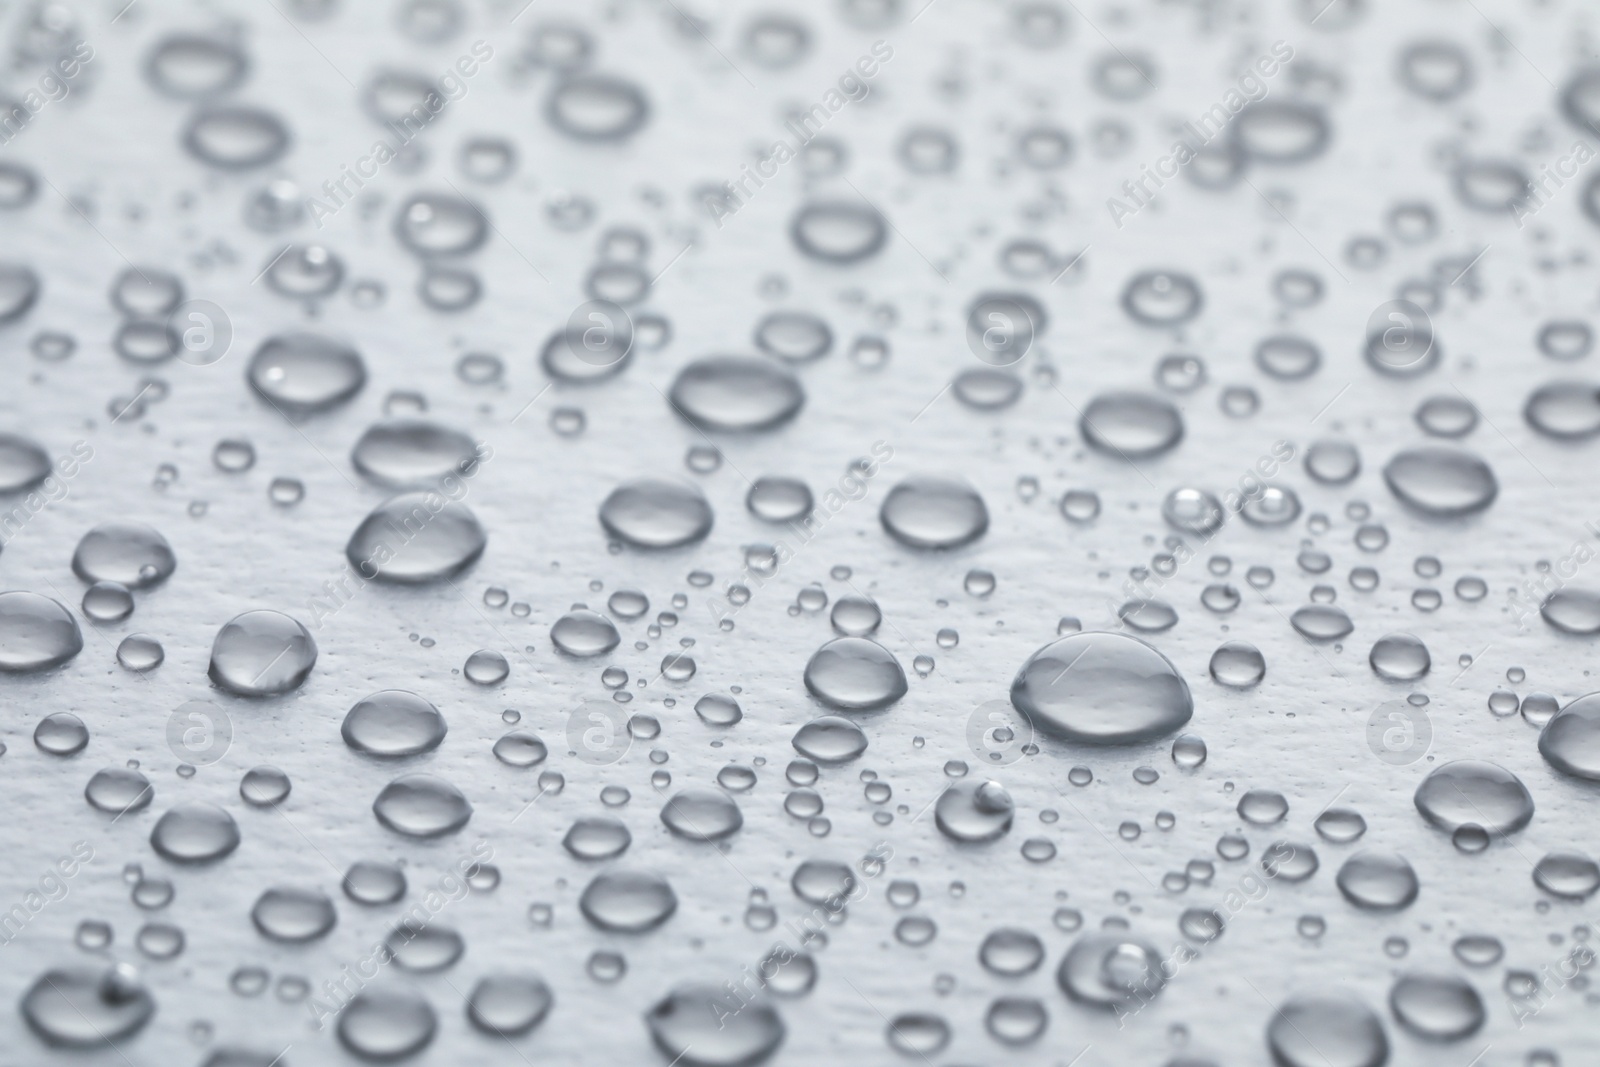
1524, 380, 1600, 439
342, 690, 447, 757
247, 334, 366, 416
979, 928, 1045, 976
72, 523, 176, 589
934, 780, 1014, 842
880, 476, 988, 549
1538, 692, 1600, 780
1266, 992, 1388, 1067
1382, 447, 1498, 517
1290, 604, 1353, 642
1209, 641, 1265, 688
0, 591, 82, 671
579, 870, 677, 931
343, 861, 406, 905
1056, 933, 1167, 1010
1532, 851, 1600, 899
545, 74, 650, 141
792, 716, 868, 763
747, 476, 813, 522
1388, 973, 1484, 1041
1539, 589, 1600, 634
1080, 392, 1184, 459
790, 200, 886, 264
660, 789, 743, 841
466, 974, 554, 1036
345, 494, 487, 584
1369, 633, 1430, 681
372, 774, 472, 837
599, 479, 713, 548
336, 987, 437, 1060
667, 357, 805, 433
550, 609, 620, 657
803, 637, 907, 711
0, 432, 52, 493
209, 610, 316, 695
1010, 631, 1192, 744
85, 767, 153, 815
1336, 851, 1419, 911
1237, 789, 1288, 825
182, 105, 289, 169
150, 803, 240, 862
34, 711, 88, 755
1162, 488, 1225, 536
251, 887, 337, 942
393, 192, 487, 257
1414, 761, 1533, 835
20, 966, 156, 1047
646, 984, 785, 1067
563, 816, 631, 860
351, 420, 479, 488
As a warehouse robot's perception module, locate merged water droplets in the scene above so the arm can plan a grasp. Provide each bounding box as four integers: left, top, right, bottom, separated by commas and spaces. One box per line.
21, 966, 156, 1047
1413, 761, 1534, 835
1056, 933, 1167, 1010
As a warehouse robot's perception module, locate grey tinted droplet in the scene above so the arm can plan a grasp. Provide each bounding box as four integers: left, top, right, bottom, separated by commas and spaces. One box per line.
1237, 789, 1288, 825
1370, 633, 1430, 680
240, 766, 291, 806
35, 712, 88, 755
934, 779, 1014, 842
467, 974, 554, 1036
879, 476, 988, 548
1261, 841, 1318, 881
1451, 934, 1503, 968
264, 244, 344, 299
646, 984, 785, 1067
979, 928, 1045, 975
1452, 159, 1532, 213
1172, 734, 1207, 768
747, 476, 813, 522
1336, 851, 1420, 911
1080, 392, 1184, 458
1305, 439, 1360, 484
386, 921, 464, 971
551, 610, 620, 657
393, 192, 487, 257
1056, 933, 1167, 1010
0, 591, 83, 671
372, 774, 472, 837
351, 420, 479, 488
1532, 852, 1600, 899
803, 637, 907, 711
109, 267, 183, 318
463, 649, 509, 685
789, 200, 888, 264
150, 803, 240, 862
208, 610, 315, 695
345, 494, 487, 583
793, 716, 868, 762
830, 595, 881, 636
1523, 380, 1600, 439
342, 690, 447, 757
1314, 808, 1367, 843
1011, 631, 1193, 743
754, 310, 833, 363
82, 581, 133, 623
1414, 395, 1477, 438
953, 367, 1024, 409
1162, 488, 1225, 536
742, 13, 811, 68
343, 861, 406, 905
1538, 692, 1600, 779
86, 767, 153, 814
73, 523, 176, 589
1397, 40, 1474, 101
247, 334, 366, 415
0, 432, 51, 493
1290, 604, 1353, 641
493, 731, 548, 767
661, 789, 743, 841
668, 358, 805, 432
1120, 270, 1203, 326
251, 887, 337, 942
1118, 597, 1177, 632
1230, 101, 1330, 164
182, 105, 290, 169
1265, 993, 1388, 1067
886, 1013, 950, 1055
545, 74, 650, 141
1210, 641, 1266, 688
1388, 973, 1484, 1041
1239, 485, 1301, 526
1414, 760, 1533, 835
20, 967, 156, 1047
1537, 320, 1593, 360
1254, 335, 1322, 380
599, 479, 713, 548
694, 693, 743, 726
337, 987, 437, 1061
579, 869, 677, 931
145, 34, 250, 98
791, 859, 855, 903
564, 816, 631, 860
